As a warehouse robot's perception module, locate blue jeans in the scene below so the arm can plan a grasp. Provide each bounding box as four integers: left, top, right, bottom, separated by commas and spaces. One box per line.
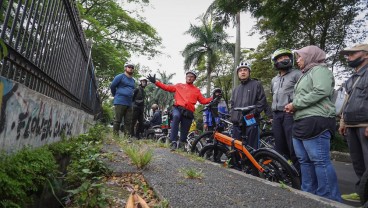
293, 131, 342, 202
170, 107, 193, 142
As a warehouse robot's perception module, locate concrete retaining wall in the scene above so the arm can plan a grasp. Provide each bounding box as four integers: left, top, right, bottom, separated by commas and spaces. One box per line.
0, 76, 94, 153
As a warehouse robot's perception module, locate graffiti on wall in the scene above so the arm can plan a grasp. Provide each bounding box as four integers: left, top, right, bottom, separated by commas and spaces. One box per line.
0, 76, 93, 152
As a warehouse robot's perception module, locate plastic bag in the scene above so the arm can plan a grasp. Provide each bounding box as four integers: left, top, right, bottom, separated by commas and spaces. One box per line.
334, 87, 346, 116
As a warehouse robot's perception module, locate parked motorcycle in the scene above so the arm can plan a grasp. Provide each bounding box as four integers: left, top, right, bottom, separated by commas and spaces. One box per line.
141, 116, 165, 140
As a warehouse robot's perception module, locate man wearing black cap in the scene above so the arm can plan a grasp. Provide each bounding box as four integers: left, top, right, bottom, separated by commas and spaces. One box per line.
338, 43, 368, 202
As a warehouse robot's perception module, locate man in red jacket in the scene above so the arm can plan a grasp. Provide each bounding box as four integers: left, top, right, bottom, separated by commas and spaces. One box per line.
147, 71, 213, 150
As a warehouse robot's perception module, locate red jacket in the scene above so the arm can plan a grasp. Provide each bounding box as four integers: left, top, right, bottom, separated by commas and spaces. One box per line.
155, 81, 212, 112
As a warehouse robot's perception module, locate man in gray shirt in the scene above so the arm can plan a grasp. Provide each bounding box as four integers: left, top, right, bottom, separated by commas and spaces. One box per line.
270, 48, 302, 172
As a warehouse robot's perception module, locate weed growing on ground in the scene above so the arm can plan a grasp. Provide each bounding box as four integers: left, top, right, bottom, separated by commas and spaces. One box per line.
66, 177, 109, 208
122, 144, 153, 169
279, 181, 288, 189
181, 167, 204, 179
176, 150, 205, 162
154, 199, 169, 208
224, 158, 232, 168
101, 152, 116, 162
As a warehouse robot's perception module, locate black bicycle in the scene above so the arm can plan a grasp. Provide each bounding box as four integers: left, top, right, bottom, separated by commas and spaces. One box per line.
258, 118, 275, 149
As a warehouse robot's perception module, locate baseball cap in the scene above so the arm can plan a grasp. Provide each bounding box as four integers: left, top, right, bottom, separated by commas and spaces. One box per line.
340, 44, 368, 55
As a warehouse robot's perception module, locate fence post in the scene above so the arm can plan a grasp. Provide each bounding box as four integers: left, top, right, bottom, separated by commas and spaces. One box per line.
79, 40, 92, 108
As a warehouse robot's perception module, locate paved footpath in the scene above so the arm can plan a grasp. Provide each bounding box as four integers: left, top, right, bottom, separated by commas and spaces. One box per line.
102, 141, 352, 208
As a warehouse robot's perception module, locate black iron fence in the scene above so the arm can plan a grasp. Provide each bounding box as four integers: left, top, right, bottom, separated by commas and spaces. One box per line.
0, 0, 101, 116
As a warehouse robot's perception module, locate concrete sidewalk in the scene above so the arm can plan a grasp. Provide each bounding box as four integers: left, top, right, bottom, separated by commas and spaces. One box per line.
102, 141, 352, 208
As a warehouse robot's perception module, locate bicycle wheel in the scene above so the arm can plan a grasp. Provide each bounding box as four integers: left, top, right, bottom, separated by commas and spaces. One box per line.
190, 131, 214, 153
185, 135, 202, 153
252, 149, 300, 189
198, 144, 230, 163
157, 136, 168, 144
259, 132, 275, 149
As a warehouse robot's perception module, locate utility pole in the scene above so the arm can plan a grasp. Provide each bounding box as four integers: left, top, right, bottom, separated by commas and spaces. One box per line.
233, 12, 241, 89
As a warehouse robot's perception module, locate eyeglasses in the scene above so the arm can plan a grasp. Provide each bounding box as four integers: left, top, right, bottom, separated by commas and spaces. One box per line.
126, 66, 134, 69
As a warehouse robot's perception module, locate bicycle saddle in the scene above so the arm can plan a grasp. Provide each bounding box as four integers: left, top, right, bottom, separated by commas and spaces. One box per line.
233, 105, 256, 115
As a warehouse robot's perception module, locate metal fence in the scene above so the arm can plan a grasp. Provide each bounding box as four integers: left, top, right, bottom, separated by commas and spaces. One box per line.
0, 0, 101, 116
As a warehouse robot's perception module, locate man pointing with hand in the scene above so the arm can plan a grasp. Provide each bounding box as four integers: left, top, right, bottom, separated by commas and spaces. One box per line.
147, 71, 213, 150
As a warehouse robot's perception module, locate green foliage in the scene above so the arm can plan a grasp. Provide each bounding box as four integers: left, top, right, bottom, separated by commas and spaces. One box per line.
62, 124, 112, 206
100, 100, 114, 125
154, 199, 170, 208
213, 0, 367, 86
0, 148, 58, 206
76, 0, 163, 103
181, 167, 204, 179
66, 178, 109, 208
76, 124, 109, 143
145, 70, 175, 115
0, 124, 111, 207
122, 144, 153, 169
0, 39, 9, 60
182, 15, 233, 97
48, 138, 75, 157
331, 133, 349, 152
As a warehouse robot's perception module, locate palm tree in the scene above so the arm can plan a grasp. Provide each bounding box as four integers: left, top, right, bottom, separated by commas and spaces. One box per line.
182, 15, 233, 97
206, 0, 246, 88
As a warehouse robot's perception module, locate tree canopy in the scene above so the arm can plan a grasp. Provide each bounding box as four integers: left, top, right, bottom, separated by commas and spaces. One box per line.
77, 0, 162, 103
212, 0, 368, 88
182, 15, 233, 97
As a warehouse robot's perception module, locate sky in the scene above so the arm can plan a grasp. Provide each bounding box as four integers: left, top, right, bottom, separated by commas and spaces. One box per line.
130, 0, 262, 84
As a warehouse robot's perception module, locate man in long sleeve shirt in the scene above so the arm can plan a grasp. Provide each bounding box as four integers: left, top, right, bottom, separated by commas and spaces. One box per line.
147, 71, 212, 150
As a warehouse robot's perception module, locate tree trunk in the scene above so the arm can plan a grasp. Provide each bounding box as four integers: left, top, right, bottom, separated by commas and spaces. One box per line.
233, 12, 241, 89
206, 66, 211, 97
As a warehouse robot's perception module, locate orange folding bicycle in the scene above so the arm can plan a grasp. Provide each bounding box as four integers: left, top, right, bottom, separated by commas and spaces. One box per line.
199, 98, 300, 189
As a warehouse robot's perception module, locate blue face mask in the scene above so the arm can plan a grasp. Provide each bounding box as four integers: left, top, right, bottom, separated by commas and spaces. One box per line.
348, 57, 365, 68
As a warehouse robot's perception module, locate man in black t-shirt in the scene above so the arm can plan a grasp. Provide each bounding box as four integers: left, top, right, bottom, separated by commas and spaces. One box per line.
131, 77, 147, 139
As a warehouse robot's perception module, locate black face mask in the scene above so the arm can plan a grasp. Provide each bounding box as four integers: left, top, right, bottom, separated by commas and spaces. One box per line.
275, 59, 292, 70
348, 57, 365, 68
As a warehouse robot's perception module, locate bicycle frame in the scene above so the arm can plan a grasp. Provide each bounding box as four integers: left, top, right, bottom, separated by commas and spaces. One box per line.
200, 99, 300, 189
213, 131, 266, 172
205, 98, 267, 172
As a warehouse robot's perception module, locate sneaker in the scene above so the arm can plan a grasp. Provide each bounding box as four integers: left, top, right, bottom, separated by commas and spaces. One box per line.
178, 141, 186, 151
341, 192, 360, 202
170, 141, 177, 151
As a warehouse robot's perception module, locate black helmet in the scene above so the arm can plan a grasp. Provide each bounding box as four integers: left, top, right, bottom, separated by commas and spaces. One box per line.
212, 88, 222, 97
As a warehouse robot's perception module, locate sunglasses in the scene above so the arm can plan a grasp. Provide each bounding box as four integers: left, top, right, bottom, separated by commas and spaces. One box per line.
126, 66, 134, 69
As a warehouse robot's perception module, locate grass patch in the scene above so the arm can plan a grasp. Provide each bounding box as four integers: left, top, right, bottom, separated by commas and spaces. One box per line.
154, 199, 169, 208
181, 167, 204, 179
122, 144, 153, 169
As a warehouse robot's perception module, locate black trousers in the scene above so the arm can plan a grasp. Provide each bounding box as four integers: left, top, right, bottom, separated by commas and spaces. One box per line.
131, 107, 144, 137
272, 111, 299, 171
233, 124, 259, 150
